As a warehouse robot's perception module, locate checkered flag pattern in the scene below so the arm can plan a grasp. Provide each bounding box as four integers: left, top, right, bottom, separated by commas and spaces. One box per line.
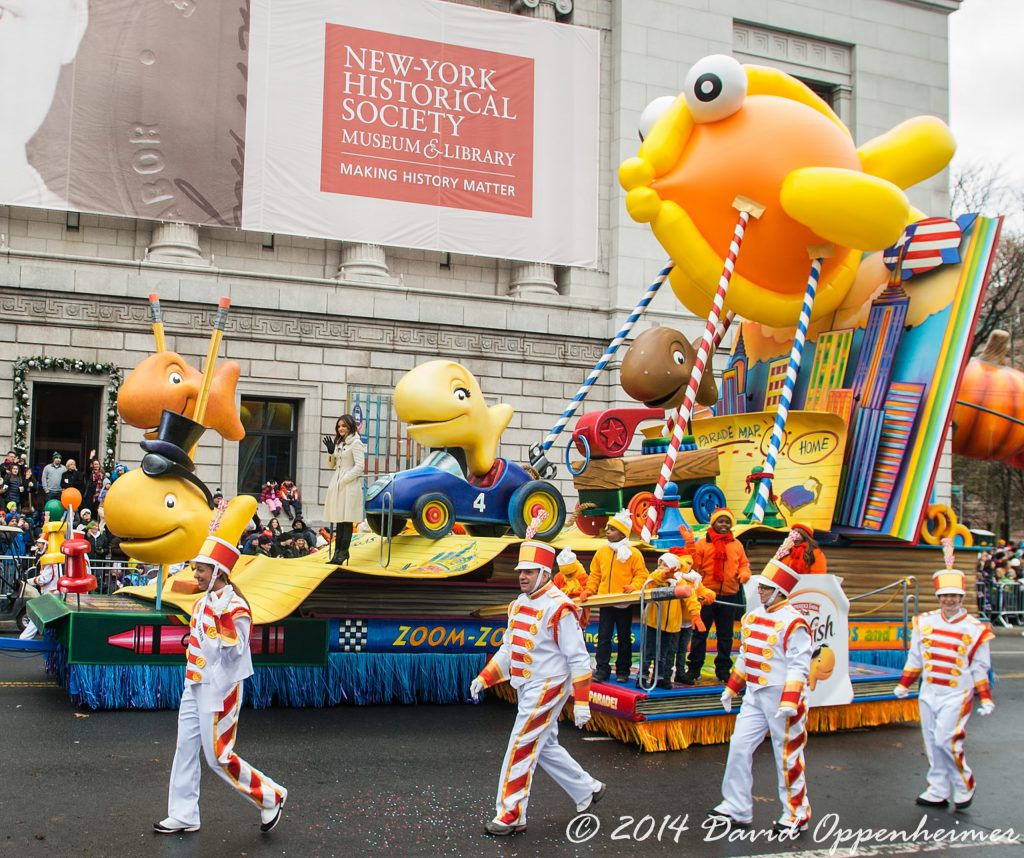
337, 619, 369, 652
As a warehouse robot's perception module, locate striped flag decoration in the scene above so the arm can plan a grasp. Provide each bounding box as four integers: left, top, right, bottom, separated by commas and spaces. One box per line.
883, 214, 976, 280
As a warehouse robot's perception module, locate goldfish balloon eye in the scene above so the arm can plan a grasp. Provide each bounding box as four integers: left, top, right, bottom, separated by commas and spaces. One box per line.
683, 54, 746, 124
639, 95, 676, 141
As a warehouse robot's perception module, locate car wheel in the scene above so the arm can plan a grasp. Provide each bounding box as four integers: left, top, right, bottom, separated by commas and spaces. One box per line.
692, 483, 727, 525
366, 514, 409, 537
627, 490, 663, 536
574, 510, 608, 537
412, 493, 456, 539
509, 481, 566, 541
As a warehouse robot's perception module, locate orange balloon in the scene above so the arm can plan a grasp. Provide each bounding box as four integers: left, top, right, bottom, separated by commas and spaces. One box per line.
61, 487, 82, 511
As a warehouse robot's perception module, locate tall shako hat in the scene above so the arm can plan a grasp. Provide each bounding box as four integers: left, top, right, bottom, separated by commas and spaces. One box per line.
516, 540, 557, 572
933, 537, 965, 596
757, 533, 801, 597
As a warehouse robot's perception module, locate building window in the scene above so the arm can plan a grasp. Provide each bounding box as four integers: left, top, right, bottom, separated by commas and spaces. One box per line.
348, 387, 421, 479
238, 398, 299, 495
800, 78, 837, 109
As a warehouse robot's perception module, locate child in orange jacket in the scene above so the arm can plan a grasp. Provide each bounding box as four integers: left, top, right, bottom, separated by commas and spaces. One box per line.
554, 546, 590, 628
683, 508, 751, 683
582, 510, 648, 683
640, 554, 702, 689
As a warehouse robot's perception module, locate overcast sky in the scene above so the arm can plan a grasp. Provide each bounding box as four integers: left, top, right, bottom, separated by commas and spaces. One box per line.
949, 0, 1024, 223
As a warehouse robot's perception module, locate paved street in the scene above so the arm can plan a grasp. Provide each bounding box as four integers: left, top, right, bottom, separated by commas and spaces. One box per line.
1, 627, 1022, 858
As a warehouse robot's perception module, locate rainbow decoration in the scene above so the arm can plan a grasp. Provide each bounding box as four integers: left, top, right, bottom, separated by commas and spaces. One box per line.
890, 216, 1002, 540
861, 383, 923, 529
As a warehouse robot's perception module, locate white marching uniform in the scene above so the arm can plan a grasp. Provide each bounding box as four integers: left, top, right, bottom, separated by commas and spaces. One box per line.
715, 598, 812, 827
896, 609, 994, 804
475, 582, 601, 829
18, 563, 59, 640
167, 585, 286, 826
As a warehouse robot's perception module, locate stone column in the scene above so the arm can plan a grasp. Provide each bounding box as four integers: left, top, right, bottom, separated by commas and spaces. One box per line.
509, 261, 560, 299
833, 84, 853, 128
146, 222, 206, 265
508, 0, 569, 299
338, 242, 391, 280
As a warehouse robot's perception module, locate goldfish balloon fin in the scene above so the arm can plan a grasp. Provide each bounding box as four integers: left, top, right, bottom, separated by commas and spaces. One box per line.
780, 167, 910, 251
857, 116, 955, 191
204, 360, 245, 441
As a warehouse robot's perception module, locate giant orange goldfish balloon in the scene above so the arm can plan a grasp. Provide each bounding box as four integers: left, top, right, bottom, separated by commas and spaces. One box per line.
619, 55, 955, 328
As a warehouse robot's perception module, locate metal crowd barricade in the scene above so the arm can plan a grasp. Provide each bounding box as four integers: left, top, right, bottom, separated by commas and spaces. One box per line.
848, 576, 919, 653
88, 559, 160, 595
984, 580, 1024, 627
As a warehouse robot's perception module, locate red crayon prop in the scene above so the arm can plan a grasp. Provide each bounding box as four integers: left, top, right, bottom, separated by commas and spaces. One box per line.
107, 624, 286, 656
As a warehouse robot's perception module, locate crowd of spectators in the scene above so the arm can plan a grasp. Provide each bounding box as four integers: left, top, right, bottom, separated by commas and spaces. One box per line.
976, 543, 1024, 584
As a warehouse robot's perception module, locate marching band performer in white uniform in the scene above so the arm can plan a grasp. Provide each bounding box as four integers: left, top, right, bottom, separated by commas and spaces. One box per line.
710, 553, 812, 834
154, 532, 287, 835
894, 542, 995, 811
470, 540, 605, 836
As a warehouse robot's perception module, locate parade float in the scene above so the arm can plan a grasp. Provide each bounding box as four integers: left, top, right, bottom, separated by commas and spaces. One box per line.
16, 56, 1003, 754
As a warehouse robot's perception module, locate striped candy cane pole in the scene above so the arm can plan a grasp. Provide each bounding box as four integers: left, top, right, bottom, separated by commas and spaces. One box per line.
664, 310, 736, 436
533, 261, 673, 467
641, 199, 762, 542
750, 255, 824, 522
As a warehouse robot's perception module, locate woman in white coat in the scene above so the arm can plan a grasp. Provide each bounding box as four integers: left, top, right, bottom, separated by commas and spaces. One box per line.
322, 414, 365, 565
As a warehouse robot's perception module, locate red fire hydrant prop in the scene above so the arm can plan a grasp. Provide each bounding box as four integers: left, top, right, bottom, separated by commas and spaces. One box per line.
57, 487, 97, 595
58, 535, 97, 595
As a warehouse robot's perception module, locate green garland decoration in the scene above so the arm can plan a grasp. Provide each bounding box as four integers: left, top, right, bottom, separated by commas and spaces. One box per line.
12, 356, 122, 473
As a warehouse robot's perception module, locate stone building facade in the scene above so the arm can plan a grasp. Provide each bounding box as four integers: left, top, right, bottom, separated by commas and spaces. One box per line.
0, 0, 960, 522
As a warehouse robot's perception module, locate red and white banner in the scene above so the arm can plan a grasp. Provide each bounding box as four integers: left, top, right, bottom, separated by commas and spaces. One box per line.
245, 0, 599, 265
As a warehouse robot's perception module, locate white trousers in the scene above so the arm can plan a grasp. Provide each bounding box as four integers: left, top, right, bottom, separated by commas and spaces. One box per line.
19, 620, 39, 640
493, 677, 600, 828
919, 691, 975, 802
715, 685, 810, 826
167, 682, 285, 826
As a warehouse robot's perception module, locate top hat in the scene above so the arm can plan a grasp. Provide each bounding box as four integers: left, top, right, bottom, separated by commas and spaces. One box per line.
140, 410, 205, 471
934, 537, 965, 596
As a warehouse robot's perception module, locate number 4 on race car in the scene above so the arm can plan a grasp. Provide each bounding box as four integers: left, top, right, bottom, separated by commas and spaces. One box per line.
473, 493, 487, 512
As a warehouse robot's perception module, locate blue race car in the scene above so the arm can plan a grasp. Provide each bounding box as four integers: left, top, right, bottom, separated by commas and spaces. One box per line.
363, 450, 565, 541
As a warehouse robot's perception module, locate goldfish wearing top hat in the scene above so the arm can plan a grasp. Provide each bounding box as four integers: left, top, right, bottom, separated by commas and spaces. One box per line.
393, 360, 513, 477
619, 55, 956, 329
118, 352, 245, 441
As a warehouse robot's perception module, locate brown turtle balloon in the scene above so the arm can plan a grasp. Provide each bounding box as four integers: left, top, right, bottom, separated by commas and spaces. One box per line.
620, 326, 719, 410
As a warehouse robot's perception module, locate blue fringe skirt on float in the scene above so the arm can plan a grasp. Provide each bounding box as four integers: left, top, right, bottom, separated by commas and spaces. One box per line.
48, 651, 486, 711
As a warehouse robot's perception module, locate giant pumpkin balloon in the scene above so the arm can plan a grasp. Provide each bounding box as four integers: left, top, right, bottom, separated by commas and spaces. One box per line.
952, 330, 1024, 463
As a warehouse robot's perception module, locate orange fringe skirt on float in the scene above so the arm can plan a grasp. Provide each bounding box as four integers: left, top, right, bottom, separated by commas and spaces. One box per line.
488, 684, 919, 753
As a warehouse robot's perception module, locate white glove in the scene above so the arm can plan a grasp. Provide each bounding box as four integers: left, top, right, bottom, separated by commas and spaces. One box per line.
775, 705, 795, 720
720, 689, 733, 713
573, 703, 591, 728
978, 700, 995, 716
469, 677, 485, 702
892, 684, 909, 699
